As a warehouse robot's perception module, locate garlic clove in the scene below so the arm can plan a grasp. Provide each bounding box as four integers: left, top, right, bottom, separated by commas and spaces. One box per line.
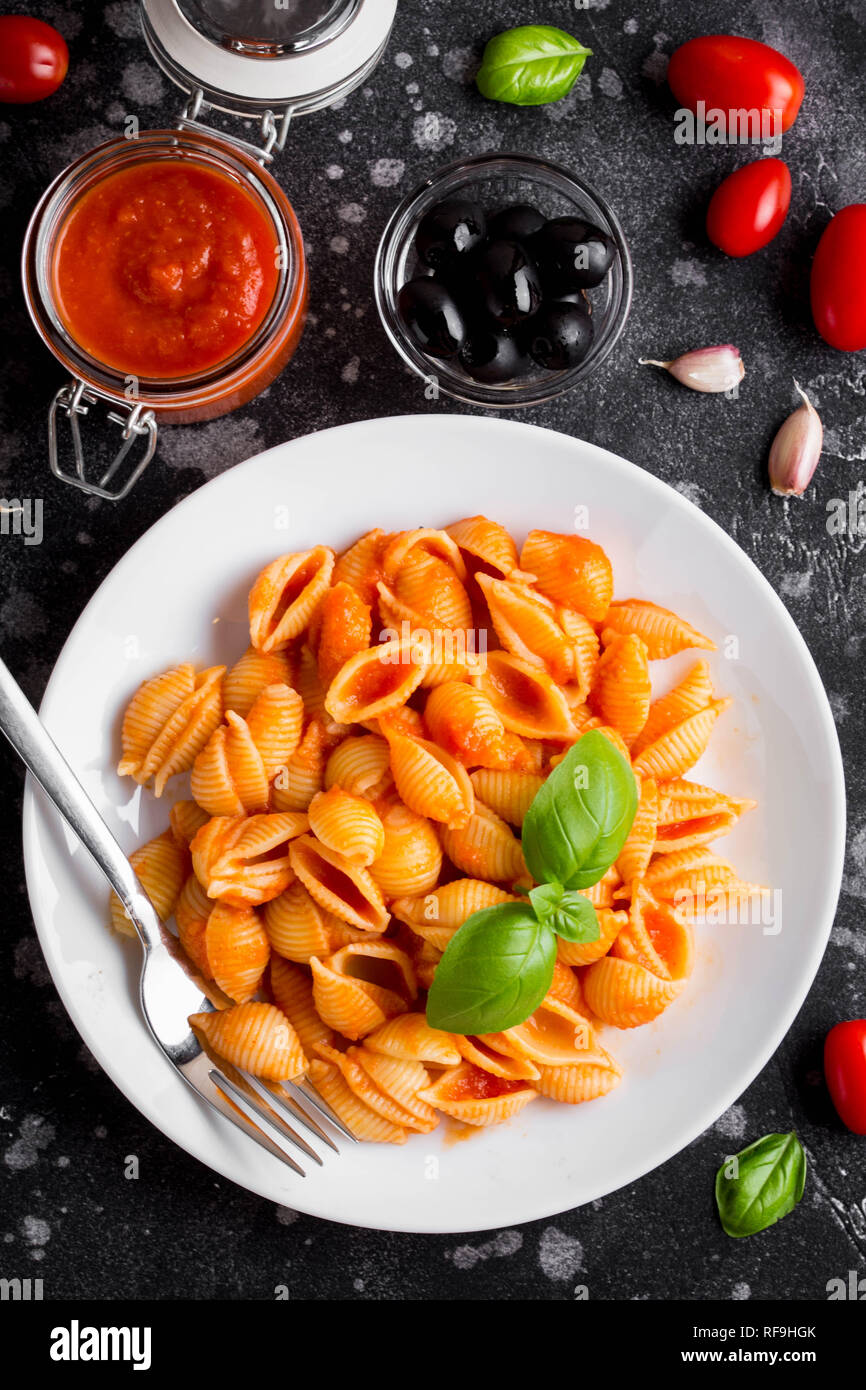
768, 381, 823, 498
640, 345, 745, 393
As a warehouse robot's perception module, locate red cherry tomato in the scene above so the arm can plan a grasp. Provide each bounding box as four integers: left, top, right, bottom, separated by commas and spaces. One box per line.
0, 16, 68, 104
811, 204, 866, 352
668, 35, 805, 134
706, 158, 791, 257
824, 1020, 866, 1134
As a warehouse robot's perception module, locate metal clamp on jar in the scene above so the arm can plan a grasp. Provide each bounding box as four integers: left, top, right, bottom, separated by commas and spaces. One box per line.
21, 0, 398, 500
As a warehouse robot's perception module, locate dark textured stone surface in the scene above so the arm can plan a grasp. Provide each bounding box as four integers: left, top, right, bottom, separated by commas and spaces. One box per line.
1, 0, 864, 1301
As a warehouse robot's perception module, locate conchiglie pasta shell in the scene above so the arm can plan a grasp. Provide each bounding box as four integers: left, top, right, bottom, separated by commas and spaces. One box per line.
445, 515, 521, 578
191, 717, 268, 818
454, 1035, 540, 1081
391, 878, 517, 940
390, 550, 472, 633
249, 547, 335, 653
269, 956, 334, 1055
117, 664, 194, 778
169, 799, 210, 848
519, 531, 613, 622
369, 797, 443, 899
174, 872, 214, 976
603, 599, 715, 660
616, 777, 659, 885
384, 727, 474, 829
245, 683, 304, 780
271, 717, 327, 812
352, 1049, 437, 1131
307, 1059, 406, 1143
382, 528, 467, 584
364, 1013, 461, 1065
333, 528, 392, 609
589, 632, 652, 746
582, 955, 685, 1028
109, 830, 187, 939
121, 665, 225, 795
289, 834, 389, 932
417, 1063, 537, 1127
307, 787, 385, 865
262, 879, 337, 962
315, 1042, 433, 1132
631, 661, 715, 758
424, 681, 511, 768
309, 943, 412, 1040
557, 607, 601, 702
204, 902, 270, 1002
198, 812, 308, 906
535, 1055, 623, 1103
477, 573, 575, 684
482, 994, 592, 1068
440, 802, 526, 885
189, 1002, 305, 1080
223, 647, 293, 718
473, 652, 576, 742
611, 882, 694, 981
631, 700, 730, 781
324, 638, 427, 725
468, 769, 544, 826
324, 734, 392, 799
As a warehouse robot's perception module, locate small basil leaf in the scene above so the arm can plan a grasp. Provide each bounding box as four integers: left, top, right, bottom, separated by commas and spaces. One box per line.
530, 884, 600, 944
521, 729, 638, 890
425, 902, 556, 1034
476, 25, 592, 107
715, 1132, 807, 1238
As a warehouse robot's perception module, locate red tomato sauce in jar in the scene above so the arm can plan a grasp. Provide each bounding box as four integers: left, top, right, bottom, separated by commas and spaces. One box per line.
52, 159, 280, 379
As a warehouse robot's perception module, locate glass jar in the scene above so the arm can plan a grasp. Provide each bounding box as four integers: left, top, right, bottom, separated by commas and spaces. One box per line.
20, 0, 398, 499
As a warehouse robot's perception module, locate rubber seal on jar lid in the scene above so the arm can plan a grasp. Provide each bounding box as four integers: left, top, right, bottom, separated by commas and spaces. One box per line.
141, 0, 398, 116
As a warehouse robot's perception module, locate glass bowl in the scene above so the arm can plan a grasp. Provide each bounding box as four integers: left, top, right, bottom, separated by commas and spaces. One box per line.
374, 151, 633, 409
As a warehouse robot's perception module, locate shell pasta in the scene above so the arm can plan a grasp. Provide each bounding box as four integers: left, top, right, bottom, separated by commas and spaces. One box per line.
112, 518, 764, 1142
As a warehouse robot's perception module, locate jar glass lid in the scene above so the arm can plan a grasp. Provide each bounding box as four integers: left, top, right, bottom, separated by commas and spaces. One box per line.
178, 0, 359, 56
141, 0, 397, 116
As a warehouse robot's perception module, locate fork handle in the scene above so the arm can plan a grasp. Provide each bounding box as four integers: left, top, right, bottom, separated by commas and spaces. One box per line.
0, 655, 162, 953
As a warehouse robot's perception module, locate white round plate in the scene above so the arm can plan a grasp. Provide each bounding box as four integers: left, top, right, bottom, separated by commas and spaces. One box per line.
22, 415, 845, 1233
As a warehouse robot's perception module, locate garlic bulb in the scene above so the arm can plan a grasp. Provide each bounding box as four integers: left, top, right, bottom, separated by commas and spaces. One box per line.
768, 382, 823, 497
640, 345, 745, 393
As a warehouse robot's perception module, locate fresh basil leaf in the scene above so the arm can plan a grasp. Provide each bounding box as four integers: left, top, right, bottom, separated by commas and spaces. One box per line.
521, 729, 638, 890
476, 25, 592, 107
425, 902, 556, 1034
715, 1132, 807, 1238
529, 883, 600, 944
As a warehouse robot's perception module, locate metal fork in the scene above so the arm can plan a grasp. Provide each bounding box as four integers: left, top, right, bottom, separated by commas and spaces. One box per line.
0, 655, 356, 1176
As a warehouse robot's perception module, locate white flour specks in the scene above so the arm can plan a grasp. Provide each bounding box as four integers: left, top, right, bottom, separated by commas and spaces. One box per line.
120, 61, 165, 106
341, 357, 361, 384
643, 35, 670, 86
104, 1, 140, 38
370, 157, 405, 188
539, 1226, 584, 1281
624, 18, 639, 34
447, 1229, 522, 1269
338, 203, 366, 225
276, 1207, 299, 1226
413, 112, 457, 154
841, 820, 866, 902
325, 164, 344, 180
671, 258, 708, 288
337, 129, 353, 145
673, 481, 707, 508
443, 48, 477, 83
22, 1216, 51, 1258
828, 692, 849, 722
715, 1103, 747, 1140
780, 570, 812, 598
4, 1116, 55, 1171
329, 235, 349, 256
159, 417, 261, 480
394, 52, 413, 70
731, 1282, 751, 1300
598, 68, 625, 99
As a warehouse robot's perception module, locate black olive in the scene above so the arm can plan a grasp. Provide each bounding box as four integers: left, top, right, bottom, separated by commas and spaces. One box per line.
415, 199, 487, 271
460, 325, 528, 384
525, 301, 594, 371
532, 217, 616, 290
553, 287, 592, 313
397, 278, 467, 358
475, 238, 543, 326
487, 203, 546, 245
